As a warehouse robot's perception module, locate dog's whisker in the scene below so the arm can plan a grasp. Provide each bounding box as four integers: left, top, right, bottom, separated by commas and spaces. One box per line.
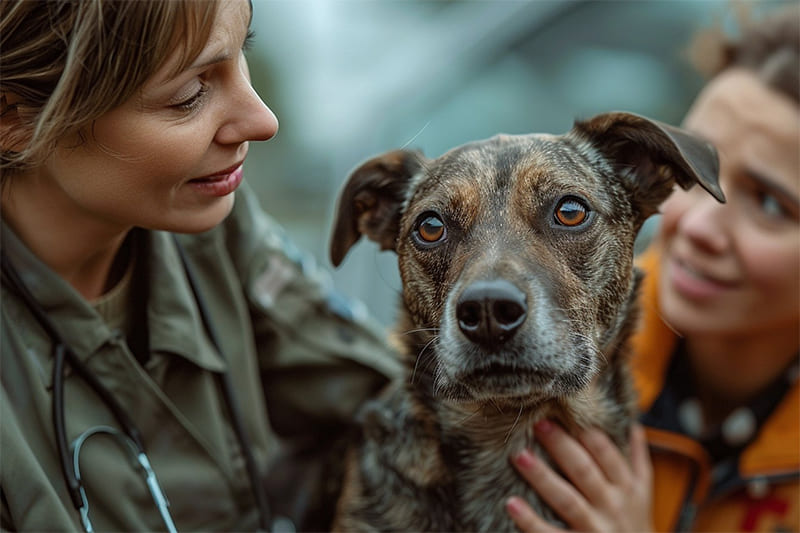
570, 331, 607, 368
411, 335, 439, 384
488, 398, 504, 415
654, 304, 685, 338
400, 120, 432, 150
411, 355, 436, 385
504, 404, 525, 444
398, 327, 440, 336
553, 304, 594, 312
455, 405, 483, 426
371, 250, 403, 294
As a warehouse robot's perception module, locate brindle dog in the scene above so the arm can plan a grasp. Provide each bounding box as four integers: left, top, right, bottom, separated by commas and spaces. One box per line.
328, 112, 723, 531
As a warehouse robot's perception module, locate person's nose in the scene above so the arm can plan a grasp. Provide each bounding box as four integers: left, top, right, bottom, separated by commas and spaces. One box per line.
215, 72, 279, 145
677, 189, 730, 254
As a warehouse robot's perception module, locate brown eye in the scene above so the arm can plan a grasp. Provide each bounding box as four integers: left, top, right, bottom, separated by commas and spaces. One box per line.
417, 215, 445, 243
554, 197, 589, 227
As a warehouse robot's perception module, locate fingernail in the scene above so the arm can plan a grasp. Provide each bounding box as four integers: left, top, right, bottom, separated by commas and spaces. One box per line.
534, 419, 553, 433
513, 448, 536, 469
505, 496, 525, 517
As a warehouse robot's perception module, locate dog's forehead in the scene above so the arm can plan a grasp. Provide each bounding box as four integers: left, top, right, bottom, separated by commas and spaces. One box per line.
408, 133, 604, 207
426, 133, 597, 183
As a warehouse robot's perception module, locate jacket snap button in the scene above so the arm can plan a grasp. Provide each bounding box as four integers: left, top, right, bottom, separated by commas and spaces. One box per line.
747, 477, 769, 499
721, 407, 756, 447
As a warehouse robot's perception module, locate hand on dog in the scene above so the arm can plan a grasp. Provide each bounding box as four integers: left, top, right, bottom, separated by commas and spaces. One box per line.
506, 421, 653, 532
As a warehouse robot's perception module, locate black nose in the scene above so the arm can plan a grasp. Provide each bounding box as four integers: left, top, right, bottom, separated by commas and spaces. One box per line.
456, 279, 527, 349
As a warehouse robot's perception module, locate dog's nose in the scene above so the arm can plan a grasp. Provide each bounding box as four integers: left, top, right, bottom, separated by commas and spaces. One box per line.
456, 279, 527, 349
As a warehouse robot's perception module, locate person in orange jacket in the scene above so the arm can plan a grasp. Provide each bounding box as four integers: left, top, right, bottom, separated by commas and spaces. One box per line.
506, 5, 799, 532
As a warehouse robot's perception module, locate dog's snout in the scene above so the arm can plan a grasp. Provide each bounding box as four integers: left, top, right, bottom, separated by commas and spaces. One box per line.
456, 280, 527, 349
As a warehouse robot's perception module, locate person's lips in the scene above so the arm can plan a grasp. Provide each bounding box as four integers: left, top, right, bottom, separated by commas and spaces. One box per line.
667, 255, 738, 301
188, 163, 244, 197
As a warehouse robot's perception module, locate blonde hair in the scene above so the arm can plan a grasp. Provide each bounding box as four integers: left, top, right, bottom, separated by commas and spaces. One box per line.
0, 0, 219, 176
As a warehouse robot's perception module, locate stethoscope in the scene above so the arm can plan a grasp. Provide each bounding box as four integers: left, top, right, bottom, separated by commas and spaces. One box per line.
0, 237, 273, 532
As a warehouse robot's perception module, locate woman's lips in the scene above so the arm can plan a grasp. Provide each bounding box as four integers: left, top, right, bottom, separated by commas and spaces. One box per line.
668, 256, 737, 301
188, 165, 244, 197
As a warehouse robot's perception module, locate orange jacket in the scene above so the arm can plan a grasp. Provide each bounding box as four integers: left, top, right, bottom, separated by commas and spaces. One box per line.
630, 249, 799, 532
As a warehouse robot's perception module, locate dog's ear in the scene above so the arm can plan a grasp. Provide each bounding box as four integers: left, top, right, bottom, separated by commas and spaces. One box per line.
571, 111, 725, 219
330, 149, 426, 267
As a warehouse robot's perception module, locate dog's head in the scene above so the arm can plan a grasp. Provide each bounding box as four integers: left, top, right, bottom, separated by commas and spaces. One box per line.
330, 112, 723, 408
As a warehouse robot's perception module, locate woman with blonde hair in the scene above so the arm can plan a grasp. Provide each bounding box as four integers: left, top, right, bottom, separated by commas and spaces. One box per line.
0, 1, 399, 530
508, 5, 799, 532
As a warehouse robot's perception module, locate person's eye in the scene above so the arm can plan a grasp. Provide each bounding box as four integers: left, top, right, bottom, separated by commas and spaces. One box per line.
243, 29, 256, 52
173, 83, 209, 112
758, 191, 790, 219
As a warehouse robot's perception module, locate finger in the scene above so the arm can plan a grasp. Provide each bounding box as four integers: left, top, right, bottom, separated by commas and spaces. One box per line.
511, 447, 594, 531
534, 420, 610, 507
577, 426, 631, 487
505, 496, 563, 533
629, 424, 653, 485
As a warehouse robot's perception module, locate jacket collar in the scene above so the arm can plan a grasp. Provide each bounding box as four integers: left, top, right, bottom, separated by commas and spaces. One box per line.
630, 247, 678, 412
1, 221, 226, 388
1, 221, 108, 358
145, 229, 227, 372
631, 246, 799, 475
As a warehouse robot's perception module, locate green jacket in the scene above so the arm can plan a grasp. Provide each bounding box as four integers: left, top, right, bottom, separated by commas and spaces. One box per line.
0, 184, 401, 531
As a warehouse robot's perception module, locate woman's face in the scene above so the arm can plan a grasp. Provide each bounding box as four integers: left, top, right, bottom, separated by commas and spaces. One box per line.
658, 69, 799, 339
34, 0, 277, 234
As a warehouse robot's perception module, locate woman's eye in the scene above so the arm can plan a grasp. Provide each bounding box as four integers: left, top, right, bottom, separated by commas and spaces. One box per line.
554, 197, 590, 227
416, 215, 446, 243
243, 29, 256, 51
173, 84, 209, 112
758, 191, 788, 218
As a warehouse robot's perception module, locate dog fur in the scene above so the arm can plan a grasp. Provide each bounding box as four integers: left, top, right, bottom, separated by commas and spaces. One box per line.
329, 112, 723, 531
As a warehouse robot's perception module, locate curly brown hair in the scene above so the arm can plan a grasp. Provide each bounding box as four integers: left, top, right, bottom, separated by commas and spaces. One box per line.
688, 3, 799, 104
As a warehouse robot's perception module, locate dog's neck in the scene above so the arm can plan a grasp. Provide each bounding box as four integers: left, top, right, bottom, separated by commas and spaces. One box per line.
434, 385, 620, 452
392, 281, 639, 453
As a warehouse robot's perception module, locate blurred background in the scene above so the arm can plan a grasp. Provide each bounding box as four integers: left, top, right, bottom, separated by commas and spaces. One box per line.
244, 0, 790, 327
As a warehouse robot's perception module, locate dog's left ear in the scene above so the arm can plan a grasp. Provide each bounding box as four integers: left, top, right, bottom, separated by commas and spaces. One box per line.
570, 111, 725, 219
329, 149, 426, 267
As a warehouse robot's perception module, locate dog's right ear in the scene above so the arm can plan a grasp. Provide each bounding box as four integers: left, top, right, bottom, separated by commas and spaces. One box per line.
570, 111, 725, 220
329, 149, 426, 267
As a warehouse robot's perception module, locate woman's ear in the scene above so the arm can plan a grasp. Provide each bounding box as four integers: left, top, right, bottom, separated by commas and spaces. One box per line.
0, 92, 32, 153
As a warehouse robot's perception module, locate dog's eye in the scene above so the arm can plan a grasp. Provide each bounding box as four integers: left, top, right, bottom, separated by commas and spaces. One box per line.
417, 215, 446, 243
554, 197, 589, 227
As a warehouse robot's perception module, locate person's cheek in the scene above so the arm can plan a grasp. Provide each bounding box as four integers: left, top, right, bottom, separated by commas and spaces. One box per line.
743, 239, 800, 300
657, 188, 689, 241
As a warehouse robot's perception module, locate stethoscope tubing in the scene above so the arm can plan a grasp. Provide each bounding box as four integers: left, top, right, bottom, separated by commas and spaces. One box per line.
1, 251, 145, 514
0, 238, 272, 531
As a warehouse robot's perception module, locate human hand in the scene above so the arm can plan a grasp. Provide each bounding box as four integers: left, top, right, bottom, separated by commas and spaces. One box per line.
506, 421, 653, 532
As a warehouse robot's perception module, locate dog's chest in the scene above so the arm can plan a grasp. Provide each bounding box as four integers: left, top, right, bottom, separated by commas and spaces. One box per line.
439, 408, 558, 530
353, 384, 556, 531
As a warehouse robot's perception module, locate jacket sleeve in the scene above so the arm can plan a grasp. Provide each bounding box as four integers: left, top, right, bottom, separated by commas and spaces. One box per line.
223, 183, 403, 438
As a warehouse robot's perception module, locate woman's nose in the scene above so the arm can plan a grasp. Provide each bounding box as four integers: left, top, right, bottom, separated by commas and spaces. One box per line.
247, 96, 279, 141
215, 78, 279, 145
678, 191, 730, 254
